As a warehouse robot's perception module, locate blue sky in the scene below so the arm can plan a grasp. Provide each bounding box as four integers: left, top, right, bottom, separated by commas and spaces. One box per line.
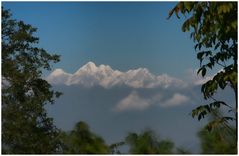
3, 2, 198, 78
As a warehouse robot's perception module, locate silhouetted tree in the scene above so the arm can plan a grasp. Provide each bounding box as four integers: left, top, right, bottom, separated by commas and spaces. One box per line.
60, 121, 109, 154
176, 147, 191, 154
2, 8, 61, 153
198, 110, 236, 154
110, 141, 125, 154
125, 130, 174, 154
168, 1, 237, 136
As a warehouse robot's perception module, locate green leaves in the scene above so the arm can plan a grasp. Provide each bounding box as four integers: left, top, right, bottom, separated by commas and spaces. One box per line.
2, 8, 61, 153
200, 69, 237, 99
197, 108, 237, 153
197, 66, 207, 77
201, 80, 217, 99
196, 51, 213, 73
169, 2, 237, 133
60, 121, 110, 154
192, 101, 232, 121
110, 141, 125, 154
192, 105, 211, 120
184, 2, 194, 12
201, 67, 207, 77
217, 3, 233, 14
125, 130, 174, 154
206, 117, 235, 132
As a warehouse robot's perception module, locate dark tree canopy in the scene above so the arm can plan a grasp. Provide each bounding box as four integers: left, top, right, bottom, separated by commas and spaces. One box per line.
198, 110, 237, 154
125, 130, 174, 154
2, 8, 61, 154
168, 2, 237, 132
198, 127, 237, 154
59, 121, 110, 154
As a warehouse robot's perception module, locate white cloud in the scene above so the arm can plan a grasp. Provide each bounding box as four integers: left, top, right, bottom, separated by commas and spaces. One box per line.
114, 91, 152, 111
114, 91, 190, 111
160, 93, 190, 107
114, 91, 162, 111
46, 61, 186, 89
46, 68, 72, 85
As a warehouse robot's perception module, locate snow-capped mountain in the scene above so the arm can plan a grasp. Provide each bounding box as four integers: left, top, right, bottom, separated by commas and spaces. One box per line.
46, 68, 72, 85
46, 61, 186, 89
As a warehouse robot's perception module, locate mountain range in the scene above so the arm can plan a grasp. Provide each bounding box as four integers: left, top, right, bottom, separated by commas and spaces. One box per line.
46, 61, 187, 89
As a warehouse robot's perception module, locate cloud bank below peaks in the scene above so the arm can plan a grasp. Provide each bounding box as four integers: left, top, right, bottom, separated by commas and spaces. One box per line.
46, 61, 187, 89
114, 91, 155, 111
114, 91, 190, 111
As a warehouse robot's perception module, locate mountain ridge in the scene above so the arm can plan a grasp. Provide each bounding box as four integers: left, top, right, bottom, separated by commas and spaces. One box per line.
46, 61, 187, 89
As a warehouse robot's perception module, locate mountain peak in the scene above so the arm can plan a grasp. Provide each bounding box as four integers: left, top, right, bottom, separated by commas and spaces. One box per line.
47, 63, 186, 89
46, 68, 71, 84
51, 68, 67, 76
86, 61, 96, 66
80, 61, 97, 72
85, 61, 96, 68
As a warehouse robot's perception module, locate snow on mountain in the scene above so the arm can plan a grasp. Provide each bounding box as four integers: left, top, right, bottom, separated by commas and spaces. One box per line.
46, 68, 72, 85
46, 61, 187, 88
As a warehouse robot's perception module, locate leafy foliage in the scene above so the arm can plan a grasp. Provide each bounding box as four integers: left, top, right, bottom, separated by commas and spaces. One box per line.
176, 147, 191, 154
125, 130, 174, 154
110, 141, 125, 154
198, 111, 237, 154
192, 101, 235, 123
168, 2, 237, 131
2, 8, 61, 153
60, 121, 110, 154
198, 127, 237, 154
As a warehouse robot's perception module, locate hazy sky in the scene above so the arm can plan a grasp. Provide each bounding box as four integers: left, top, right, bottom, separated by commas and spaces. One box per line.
3, 2, 198, 78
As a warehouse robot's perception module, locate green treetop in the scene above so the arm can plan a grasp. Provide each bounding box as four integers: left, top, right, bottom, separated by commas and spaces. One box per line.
2, 8, 61, 154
